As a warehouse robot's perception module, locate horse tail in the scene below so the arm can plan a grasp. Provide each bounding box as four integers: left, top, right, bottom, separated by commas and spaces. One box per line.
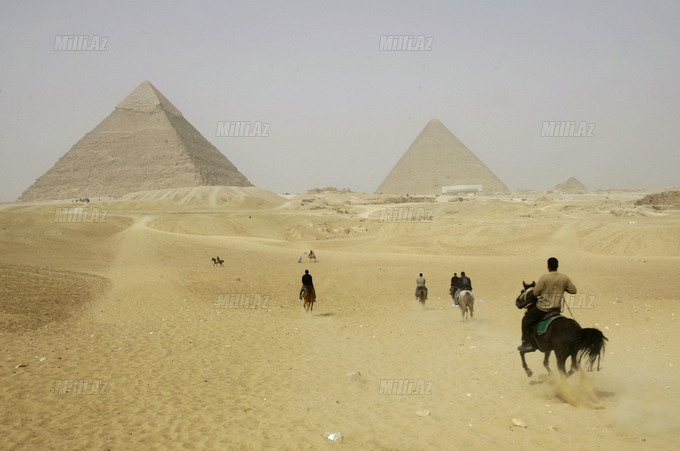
575, 328, 608, 371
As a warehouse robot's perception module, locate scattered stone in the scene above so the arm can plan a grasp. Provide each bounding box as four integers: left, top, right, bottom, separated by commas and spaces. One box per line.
512, 418, 527, 428
347, 371, 364, 382
417, 410, 431, 417
324, 432, 342, 441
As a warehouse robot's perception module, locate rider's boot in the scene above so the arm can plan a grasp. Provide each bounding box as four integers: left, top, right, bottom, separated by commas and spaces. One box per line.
517, 341, 536, 352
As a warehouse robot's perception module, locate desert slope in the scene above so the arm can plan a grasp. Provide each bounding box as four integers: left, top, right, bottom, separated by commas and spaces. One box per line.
0, 190, 678, 450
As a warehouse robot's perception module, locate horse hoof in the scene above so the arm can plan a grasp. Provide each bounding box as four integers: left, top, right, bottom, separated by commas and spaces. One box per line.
526, 370, 533, 377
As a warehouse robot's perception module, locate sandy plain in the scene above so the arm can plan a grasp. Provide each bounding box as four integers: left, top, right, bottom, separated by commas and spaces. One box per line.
0, 186, 679, 450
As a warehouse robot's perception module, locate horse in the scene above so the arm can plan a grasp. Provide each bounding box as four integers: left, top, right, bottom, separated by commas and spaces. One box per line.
516, 281, 608, 377
455, 289, 474, 321
416, 287, 427, 305
302, 287, 316, 313
308, 251, 317, 263
212, 257, 224, 267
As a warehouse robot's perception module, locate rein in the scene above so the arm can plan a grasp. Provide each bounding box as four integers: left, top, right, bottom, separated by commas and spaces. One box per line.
562, 295, 576, 319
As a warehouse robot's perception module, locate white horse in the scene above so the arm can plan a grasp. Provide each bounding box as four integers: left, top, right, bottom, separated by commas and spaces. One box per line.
455, 290, 474, 321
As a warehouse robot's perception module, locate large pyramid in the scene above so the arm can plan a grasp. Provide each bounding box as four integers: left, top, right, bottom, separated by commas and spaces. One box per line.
376, 119, 509, 195
18, 81, 253, 202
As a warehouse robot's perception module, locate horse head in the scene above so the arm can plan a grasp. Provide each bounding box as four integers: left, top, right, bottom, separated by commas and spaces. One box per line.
516, 281, 537, 309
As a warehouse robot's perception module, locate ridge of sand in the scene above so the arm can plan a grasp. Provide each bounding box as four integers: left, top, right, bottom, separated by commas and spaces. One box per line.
117, 186, 286, 209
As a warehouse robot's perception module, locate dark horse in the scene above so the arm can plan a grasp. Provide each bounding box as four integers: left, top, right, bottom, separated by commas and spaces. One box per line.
212, 257, 224, 267
516, 281, 608, 377
303, 287, 316, 313
416, 287, 427, 305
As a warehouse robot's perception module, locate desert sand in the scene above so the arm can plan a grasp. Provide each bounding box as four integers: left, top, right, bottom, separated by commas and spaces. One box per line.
1, 187, 679, 450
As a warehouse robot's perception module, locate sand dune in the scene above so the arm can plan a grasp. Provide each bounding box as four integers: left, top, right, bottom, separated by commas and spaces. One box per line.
1, 189, 679, 449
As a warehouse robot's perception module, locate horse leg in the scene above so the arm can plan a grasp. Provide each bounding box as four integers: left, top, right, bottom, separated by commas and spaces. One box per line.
520, 351, 533, 377
543, 350, 552, 375
469, 301, 474, 319
567, 351, 578, 376
555, 351, 569, 377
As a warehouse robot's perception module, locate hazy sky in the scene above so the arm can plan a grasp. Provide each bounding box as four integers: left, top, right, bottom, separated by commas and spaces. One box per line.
1, 0, 679, 201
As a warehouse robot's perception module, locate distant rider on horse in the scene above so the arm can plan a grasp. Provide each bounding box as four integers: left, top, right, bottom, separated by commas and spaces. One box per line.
454, 271, 473, 305
299, 269, 314, 301
518, 257, 577, 352
415, 273, 428, 300
449, 273, 460, 304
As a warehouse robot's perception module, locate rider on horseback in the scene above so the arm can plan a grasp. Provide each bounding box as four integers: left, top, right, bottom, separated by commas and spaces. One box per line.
518, 257, 577, 352
299, 269, 314, 301
415, 273, 427, 300
449, 273, 459, 304
454, 271, 472, 306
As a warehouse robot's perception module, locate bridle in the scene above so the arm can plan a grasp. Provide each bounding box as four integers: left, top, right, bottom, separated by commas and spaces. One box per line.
516, 286, 535, 309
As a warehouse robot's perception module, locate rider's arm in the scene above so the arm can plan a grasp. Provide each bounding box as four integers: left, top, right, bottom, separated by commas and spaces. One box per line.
565, 277, 577, 295
534, 277, 545, 297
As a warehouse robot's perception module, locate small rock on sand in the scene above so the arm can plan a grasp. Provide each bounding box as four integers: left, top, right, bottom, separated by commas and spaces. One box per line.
512, 418, 527, 428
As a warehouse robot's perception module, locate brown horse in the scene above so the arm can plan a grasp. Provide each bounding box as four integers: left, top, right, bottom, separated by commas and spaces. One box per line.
417, 287, 427, 305
303, 287, 316, 313
456, 289, 474, 321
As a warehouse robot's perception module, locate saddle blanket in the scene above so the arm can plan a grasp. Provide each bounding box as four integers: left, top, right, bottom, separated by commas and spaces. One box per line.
536, 315, 565, 335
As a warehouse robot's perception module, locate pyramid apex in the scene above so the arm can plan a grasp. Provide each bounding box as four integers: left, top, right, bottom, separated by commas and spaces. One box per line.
115, 81, 183, 117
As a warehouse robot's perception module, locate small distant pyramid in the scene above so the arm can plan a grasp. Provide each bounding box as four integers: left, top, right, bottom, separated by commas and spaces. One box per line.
553, 177, 588, 194
18, 81, 252, 202
376, 119, 509, 195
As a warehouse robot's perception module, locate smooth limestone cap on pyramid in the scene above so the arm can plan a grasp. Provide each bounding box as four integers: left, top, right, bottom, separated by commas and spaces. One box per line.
18, 81, 252, 202
375, 119, 509, 195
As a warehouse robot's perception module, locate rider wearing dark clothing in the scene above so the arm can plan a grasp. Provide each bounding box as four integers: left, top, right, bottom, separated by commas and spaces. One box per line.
450, 273, 460, 305
450, 273, 459, 290
299, 270, 314, 300
458, 272, 472, 290
454, 271, 472, 305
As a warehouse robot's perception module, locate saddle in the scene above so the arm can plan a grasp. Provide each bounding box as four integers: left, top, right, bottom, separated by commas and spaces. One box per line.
540, 308, 561, 321
536, 312, 564, 335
